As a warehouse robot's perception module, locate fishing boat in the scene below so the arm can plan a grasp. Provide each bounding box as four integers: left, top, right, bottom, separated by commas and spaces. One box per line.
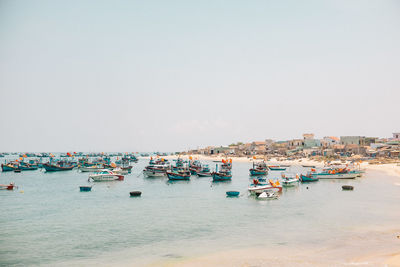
248, 179, 282, 194
197, 165, 212, 177
226, 191, 240, 197
79, 186, 92, 192
79, 165, 104, 172
212, 171, 232, 181
89, 170, 124, 182
189, 159, 202, 175
1, 163, 19, 172
312, 168, 358, 179
268, 165, 287, 171
43, 163, 75, 172
166, 170, 191, 180
0, 183, 15, 190
249, 161, 268, 176
112, 167, 129, 175
300, 174, 319, 182
281, 173, 300, 186
143, 164, 169, 177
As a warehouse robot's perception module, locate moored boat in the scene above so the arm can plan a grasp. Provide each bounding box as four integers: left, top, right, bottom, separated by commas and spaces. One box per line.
43, 163, 75, 172
300, 174, 319, 182
89, 170, 124, 182
166, 170, 191, 180
0, 183, 16, 190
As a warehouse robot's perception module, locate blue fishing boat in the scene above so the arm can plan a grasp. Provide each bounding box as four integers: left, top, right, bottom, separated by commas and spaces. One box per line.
79, 186, 92, 192
300, 174, 319, 182
1, 163, 19, 172
226, 191, 240, 197
249, 161, 268, 176
212, 164, 232, 181
19, 163, 39, 171
43, 163, 74, 172
268, 166, 287, 171
166, 170, 191, 180
197, 165, 212, 177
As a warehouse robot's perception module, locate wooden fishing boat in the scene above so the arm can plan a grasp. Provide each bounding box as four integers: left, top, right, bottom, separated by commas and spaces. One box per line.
79, 186, 92, 192
43, 163, 74, 172
226, 191, 240, 197
79, 165, 104, 172
166, 171, 191, 180
212, 171, 232, 181
130, 191, 142, 197
248, 179, 282, 194
1, 163, 19, 172
0, 183, 15, 190
268, 166, 287, 171
300, 174, 319, 182
197, 165, 211, 177
89, 170, 124, 182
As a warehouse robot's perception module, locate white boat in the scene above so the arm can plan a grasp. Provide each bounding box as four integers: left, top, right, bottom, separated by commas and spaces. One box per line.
89, 170, 124, 182
79, 165, 104, 172
248, 179, 282, 194
281, 173, 300, 186
312, 172, 358, 179
143, 164, 169, 177
112, 167, 129, 175
258, 191, 278, 199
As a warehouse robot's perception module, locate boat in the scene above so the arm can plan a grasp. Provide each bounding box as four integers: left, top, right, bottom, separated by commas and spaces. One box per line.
79, 165, 104, 172
130, 191, 142, 197
300, 174, 319, 182
212, 170, 232, 181
79, 186, 92, 192
43, 162, 75, 172
143, 164, 169, 177
19, 162, 39, 171
342, 185, 354, 190
226, 191, 240, 197
249, 161, 268, 176
248, 179, 282, 194
112, 167, 129, 175
1, 163, 19, 172
257, 191, 279, 199
312, 168, 358, 179
281, 173, 300, 186
197, 164, 212, 177
0, 183, 15, 190
89, 170, 124, 181
166, 170, 191, 180
268, 165, 287, 171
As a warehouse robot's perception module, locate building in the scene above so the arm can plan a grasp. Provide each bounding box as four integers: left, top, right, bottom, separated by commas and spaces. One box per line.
303, 133, 315, 140
287, 139, 304, 149
340, 136, 365, 146
322, 136, 340, 147
392, 133, 400, 140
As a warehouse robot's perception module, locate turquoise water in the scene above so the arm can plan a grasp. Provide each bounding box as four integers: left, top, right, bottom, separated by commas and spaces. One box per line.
1, 158, 400, 266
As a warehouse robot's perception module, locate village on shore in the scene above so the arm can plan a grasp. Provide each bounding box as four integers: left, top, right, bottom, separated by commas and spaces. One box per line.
182, 133, 400, 165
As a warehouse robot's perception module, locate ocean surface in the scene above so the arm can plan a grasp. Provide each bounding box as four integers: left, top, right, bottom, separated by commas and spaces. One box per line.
1, 157, 400, 266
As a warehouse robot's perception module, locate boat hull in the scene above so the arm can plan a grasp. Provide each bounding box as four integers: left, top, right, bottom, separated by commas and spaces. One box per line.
166, 172, 190, 180
249, 169, 268, 176
300, 174, 319, 182
90, 175, 124, 182
313, 173, 357, 179
43, 164, 74, 172
143, 170, 166, 177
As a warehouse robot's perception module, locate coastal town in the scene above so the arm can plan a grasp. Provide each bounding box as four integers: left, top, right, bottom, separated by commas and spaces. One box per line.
184, 133, 400, 162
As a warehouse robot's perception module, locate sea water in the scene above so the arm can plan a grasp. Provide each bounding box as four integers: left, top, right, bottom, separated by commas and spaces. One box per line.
0, 158, 399, 266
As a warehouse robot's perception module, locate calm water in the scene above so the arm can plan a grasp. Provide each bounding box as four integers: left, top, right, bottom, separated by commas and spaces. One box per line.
1, 158, 399, 266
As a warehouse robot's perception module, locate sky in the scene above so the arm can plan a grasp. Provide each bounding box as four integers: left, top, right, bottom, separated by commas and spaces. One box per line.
0, 0, 399, 152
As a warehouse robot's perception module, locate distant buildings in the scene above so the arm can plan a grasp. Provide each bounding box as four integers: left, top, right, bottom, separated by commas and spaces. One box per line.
187, 132, 400, 159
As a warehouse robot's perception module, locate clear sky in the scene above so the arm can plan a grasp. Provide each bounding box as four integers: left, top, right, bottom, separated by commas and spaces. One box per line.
0, 0, 399, 152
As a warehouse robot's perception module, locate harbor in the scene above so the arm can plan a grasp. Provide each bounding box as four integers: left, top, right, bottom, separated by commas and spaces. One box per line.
1, 152, 400, 266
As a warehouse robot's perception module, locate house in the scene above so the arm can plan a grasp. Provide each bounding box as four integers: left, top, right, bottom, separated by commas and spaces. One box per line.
322, 136, 340, 147
288, 139, 304, 149
303, 133, 315, 140
340, 136, 365, 146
